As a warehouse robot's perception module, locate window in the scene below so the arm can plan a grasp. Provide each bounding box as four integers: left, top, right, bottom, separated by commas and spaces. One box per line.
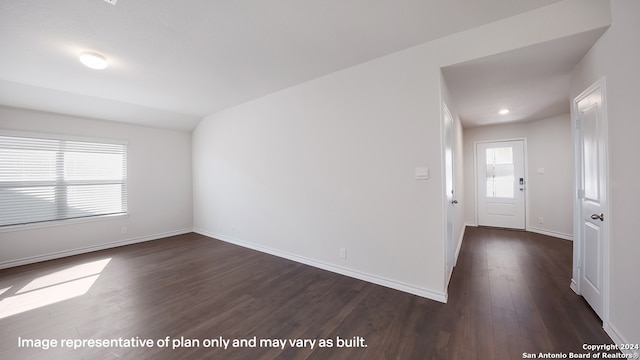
485, 146, 515, 198
0, 131, 127, 228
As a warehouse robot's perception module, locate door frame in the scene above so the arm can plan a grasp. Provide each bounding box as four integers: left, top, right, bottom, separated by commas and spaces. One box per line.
473, 138, 529, 229
571, 77, 610, 323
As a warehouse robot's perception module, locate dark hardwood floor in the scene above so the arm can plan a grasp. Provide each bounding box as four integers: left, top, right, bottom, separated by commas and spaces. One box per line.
0, 227, 615, 359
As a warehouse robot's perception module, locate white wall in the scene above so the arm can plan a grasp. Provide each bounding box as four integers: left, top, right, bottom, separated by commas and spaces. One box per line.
569, 0, 640, 346
526, 115, 573, 238
0, 106, 193, 267
192, 0, 610, 301
193, 47, 447, 300
463, 114, 574, 239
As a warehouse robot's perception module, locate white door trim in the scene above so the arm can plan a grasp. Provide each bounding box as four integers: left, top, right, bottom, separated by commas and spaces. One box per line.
571, 77, 610, 324
473, 138, 528, 229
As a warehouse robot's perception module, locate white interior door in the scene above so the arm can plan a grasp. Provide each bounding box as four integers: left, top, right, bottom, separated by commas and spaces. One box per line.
476, 140, 525, 229
443, 104, 457, 282
575, 79, 607, 319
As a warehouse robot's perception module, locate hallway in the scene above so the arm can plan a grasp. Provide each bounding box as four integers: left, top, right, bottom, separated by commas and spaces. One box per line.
447, 226, 614, 358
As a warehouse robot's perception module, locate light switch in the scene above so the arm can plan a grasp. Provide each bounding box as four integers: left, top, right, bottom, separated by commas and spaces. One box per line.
537, 167, 545, 175
415, 167, 429, 180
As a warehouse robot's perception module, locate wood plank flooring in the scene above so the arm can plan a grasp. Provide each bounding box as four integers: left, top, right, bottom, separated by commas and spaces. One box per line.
0, 227, 616, 359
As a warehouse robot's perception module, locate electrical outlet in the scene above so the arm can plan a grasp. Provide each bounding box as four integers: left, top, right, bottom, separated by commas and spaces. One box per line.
538, 217, 544, 224
339, 248, 347, 259
121, 227, 128, 235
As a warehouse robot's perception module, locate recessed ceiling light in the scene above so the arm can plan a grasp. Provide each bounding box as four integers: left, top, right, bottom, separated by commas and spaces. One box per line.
499, 109, 510, 115
79, 52, 108, 70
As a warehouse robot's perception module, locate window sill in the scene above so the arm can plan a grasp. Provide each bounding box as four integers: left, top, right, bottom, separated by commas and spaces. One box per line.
0, 213, 129, 233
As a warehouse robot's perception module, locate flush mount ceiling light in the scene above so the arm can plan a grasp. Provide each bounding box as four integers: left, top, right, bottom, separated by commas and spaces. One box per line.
79, 52, 108, 70
499, 109, 510, 115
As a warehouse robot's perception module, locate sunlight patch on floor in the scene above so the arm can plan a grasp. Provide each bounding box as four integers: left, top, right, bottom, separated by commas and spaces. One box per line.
0, 258, 111, 319
18, 258, 111, 294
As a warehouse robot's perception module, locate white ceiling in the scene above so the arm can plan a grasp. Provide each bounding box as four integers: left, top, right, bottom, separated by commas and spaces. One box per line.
0, 0, 566, 131
442, 28, 606, 127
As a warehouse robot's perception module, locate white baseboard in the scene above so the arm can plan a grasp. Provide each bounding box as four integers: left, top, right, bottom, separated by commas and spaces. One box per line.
454, 225, 466, 266
570, 278, 579, 294
193, 228, 447, 304
0, 228, 193, 270
464, 222, 478, 227
603, 322, 635, 357
445, 225, 467, 291
527, 226, 573, 241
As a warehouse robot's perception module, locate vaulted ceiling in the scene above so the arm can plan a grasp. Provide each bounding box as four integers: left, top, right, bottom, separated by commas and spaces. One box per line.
0, 0, 568, 130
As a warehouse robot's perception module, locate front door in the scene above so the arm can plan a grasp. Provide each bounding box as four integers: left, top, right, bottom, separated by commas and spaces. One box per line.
575, 78, 608, 319
476, 140, 525, 229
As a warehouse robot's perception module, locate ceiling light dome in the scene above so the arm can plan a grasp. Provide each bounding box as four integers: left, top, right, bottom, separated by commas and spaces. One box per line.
499, 109, 510, 115
79, 52, 108, 70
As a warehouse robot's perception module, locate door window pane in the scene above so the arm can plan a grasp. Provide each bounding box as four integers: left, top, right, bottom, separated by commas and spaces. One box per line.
493, 147, 513, 164
486, 147, 514, 198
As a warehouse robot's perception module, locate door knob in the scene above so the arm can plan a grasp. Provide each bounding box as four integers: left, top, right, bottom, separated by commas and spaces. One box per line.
590, 213, 604, 221
451, 200, 458, 204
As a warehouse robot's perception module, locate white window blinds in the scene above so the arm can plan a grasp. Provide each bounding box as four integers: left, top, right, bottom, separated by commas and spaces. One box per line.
0, 132, 127, 227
